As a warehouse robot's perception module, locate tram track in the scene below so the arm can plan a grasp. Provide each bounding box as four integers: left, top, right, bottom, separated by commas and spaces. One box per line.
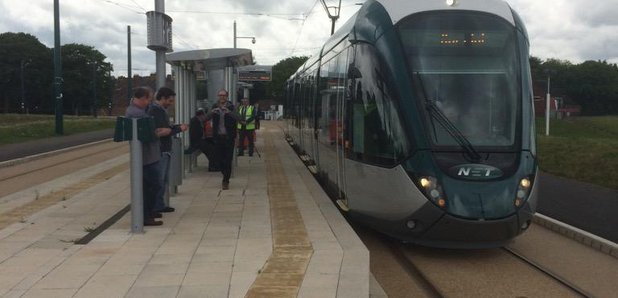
0, 141, 128, 200
0, 140, 129, 230
391, 242, 583, 298
502, 246, 591, 298
0, 141, 124, 183
386, 238, 444, 298
352, 221, 596, 298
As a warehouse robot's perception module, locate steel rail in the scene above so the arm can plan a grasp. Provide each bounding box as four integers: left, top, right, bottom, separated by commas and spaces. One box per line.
0, 143, 125, 183
502, 246, 592, 298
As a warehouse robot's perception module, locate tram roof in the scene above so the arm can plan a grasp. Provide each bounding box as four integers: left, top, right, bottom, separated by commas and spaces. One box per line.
379, 0, 515, 25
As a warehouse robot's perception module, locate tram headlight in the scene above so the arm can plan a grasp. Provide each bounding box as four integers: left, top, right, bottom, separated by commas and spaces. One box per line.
520, 178, 531, 188
514, 177, 533, 207
418, 176, 447, 209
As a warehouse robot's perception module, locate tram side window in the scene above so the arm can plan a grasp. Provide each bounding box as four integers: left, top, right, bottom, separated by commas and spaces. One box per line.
293, 82, 301, 128
348, 44, 409, 166
302, 75, 311, 130
318, 59, 334, 146
318, 52, 347, 148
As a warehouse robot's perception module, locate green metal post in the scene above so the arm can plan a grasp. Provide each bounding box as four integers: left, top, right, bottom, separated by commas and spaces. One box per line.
54, 0, 63, 135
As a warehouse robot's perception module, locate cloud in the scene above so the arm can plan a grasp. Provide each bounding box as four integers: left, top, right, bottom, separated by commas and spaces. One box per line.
509, 0, 618, 63
0, 0, 616, 77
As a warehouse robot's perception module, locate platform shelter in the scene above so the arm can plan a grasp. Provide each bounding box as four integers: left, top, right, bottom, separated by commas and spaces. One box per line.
166, 48, 253, 150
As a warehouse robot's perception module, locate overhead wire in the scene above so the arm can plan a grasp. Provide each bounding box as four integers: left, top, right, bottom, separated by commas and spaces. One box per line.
98, 0, 144, 14
291, 0, 321, 56
127, 0, 147, 12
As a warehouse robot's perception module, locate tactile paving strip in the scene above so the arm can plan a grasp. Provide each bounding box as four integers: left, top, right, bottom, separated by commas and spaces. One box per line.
245, 131, 313, 297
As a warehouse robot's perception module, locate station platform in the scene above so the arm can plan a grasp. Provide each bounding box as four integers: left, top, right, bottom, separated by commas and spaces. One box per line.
0, 123, 377, 298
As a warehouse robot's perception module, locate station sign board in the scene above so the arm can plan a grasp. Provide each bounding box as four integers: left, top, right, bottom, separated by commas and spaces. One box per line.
238, 65, 272, 82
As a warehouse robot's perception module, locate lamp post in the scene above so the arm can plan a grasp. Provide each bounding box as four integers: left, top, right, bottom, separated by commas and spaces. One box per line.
233, 21, 256, 48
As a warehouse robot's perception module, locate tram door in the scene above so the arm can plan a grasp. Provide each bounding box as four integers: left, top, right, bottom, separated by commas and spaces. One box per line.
310, 70, 320, 167
334, 47, 351, 209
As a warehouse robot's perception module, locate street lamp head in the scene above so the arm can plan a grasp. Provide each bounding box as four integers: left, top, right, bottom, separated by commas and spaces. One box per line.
251, 37, 256, 44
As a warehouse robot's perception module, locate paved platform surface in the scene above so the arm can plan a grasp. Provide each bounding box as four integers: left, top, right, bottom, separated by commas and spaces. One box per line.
0, 124, 372, 298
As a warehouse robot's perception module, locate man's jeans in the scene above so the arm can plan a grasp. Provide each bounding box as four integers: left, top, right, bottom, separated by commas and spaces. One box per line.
154, 152, 171, 211
143, 160, 162, 220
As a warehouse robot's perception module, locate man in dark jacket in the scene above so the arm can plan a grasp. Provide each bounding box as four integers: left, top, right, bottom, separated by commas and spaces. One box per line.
148, 87, 187, 214
189, 108, 217, 171
205, 89, 241, 190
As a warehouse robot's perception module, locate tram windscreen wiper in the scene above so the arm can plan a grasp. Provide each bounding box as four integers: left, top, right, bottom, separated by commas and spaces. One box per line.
415, 72, 482, 161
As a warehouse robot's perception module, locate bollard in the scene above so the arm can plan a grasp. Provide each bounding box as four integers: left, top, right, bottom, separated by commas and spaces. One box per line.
129, 118, 144, 233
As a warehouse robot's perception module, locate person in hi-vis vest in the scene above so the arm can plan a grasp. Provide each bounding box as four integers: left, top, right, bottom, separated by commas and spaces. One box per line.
237, 98, 257, 156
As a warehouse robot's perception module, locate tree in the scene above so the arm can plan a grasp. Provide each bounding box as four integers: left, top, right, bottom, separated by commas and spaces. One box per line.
0, 32, 52, 113
265, 56, 308, 103
531, 56, 618, 115
565, 60, 618, 115
61, 43, 113, 115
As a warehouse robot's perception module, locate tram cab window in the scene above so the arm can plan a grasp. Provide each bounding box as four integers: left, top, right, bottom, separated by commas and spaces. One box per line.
348, 44, 409, 166
398, 12, 521, 149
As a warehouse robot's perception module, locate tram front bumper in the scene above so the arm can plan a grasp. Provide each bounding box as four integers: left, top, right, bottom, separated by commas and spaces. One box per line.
352, 201, 535, 249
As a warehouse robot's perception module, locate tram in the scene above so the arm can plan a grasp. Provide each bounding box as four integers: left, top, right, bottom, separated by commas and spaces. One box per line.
284, 0, 539, 248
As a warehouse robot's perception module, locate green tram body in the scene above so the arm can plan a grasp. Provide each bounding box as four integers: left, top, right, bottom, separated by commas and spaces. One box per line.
284, 0, 538, 248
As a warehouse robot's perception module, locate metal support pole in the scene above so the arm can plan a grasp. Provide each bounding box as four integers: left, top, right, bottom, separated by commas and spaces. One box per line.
156, 52, 166, 89
53, 0, 63, 135
127, 26, 132, 104
130, 118, 144, 233
233, 21, 237, 48
92, 62, 97, 118
107, 66, 113, 116
20, 60, 26, 114
155, 0, 166, 89
545, 75, 551, 136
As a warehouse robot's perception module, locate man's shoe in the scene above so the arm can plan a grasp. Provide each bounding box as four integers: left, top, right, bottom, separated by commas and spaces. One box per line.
159, 207, 175, 213
222, 181, 229, 190
144, 219, 163, 226
154, 212, 162, 218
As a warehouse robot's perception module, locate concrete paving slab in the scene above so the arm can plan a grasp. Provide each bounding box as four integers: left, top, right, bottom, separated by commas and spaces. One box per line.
0, 122, 369, 297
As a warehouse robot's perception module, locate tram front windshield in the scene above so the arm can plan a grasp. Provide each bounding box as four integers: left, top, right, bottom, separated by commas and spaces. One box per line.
398, 12, 521, 149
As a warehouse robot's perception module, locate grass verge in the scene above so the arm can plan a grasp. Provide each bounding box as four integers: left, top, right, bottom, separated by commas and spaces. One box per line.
536, 116, 618, 190
0, 114, 115, 145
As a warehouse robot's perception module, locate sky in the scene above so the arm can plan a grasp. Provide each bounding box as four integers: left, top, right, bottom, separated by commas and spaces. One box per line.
0, 0, 617, 76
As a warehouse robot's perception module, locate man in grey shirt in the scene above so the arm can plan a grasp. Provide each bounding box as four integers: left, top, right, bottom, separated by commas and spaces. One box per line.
125, 86, 171, 226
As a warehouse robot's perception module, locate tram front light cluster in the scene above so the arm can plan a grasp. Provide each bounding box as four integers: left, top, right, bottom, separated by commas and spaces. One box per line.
514, 177, 532, 207
419, 176, 447, 209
